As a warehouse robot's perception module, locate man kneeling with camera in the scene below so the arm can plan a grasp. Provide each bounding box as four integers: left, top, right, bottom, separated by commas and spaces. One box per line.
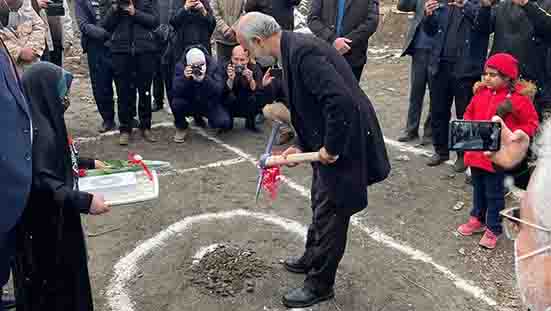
171, 45, 231, 143
223, 45, 263, 132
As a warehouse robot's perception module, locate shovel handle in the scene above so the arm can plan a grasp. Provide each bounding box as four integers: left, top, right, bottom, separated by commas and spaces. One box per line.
264, 152, 320, 167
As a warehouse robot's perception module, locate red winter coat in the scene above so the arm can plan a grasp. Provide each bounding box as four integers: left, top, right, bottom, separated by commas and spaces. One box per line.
463, 81, 539, 173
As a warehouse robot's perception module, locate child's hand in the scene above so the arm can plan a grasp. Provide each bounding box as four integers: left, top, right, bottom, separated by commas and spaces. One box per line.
484, 116, 530, 169
95, 160, 108, 169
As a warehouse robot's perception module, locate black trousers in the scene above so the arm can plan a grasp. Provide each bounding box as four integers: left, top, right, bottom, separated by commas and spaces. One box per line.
429, 62, 478, 156
87, 41, 116, 124
351, 64, 364, 82
41, 44, 63, 67
112, 53, 156, 133
153, 63, 165, 105
405, 48, 432, 137
302, 165, 351, 293
0, 226, 16, 311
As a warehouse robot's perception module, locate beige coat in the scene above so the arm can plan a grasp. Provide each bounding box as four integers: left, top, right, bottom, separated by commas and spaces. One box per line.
0, 0, 46, 72
211, 0, 245, 45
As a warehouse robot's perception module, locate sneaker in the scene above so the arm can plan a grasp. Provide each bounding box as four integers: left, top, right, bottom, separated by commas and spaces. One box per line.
479, 229, 499, 249
173, 128, 188, 143
427, 154, 450, 167
141, 129, 157, 142
119, 132, 130, 146
397, 132, 419, 143
457, 216, 486, 236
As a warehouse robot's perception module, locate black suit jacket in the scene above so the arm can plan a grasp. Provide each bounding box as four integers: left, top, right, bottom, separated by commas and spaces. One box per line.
280, 31, 390, 215
307, 0, 379, 68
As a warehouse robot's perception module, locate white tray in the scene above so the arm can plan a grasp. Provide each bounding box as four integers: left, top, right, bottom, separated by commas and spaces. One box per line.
79, 170, 159, 206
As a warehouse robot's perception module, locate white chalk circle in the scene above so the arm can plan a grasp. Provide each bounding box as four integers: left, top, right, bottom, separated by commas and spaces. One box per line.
106, 209, 308, 311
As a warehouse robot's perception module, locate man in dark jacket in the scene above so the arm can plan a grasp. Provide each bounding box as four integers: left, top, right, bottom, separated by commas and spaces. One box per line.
103, 0, 159, 145
171, 45, 231, 142
478, 0, 551, 120
222, 45, 263, 131
244, 0, 301, 30
307, 0, 379, 81
163, 0, 215, 105
237, 12, 390, 308
396, 0, 433, 144
0, 38, 32, 311
423, 0, 491, 169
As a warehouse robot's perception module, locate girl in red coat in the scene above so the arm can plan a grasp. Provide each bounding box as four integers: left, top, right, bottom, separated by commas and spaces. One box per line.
457, 53, 539, 249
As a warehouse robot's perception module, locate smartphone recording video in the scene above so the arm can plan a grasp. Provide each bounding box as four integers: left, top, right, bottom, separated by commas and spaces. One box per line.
448, 120, 502, 152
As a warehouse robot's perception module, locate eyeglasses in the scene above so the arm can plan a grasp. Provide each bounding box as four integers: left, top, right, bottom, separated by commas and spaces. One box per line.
500, 206, 551, 241
482, 72, 500, 78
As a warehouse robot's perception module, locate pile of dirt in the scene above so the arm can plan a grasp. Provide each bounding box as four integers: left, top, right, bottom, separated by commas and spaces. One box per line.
188, 244, 273, 298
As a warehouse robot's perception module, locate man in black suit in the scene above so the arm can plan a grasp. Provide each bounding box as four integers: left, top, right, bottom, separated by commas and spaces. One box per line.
307, 0, 379, 81
0, 38, 33, 311
237, 12, 390, 308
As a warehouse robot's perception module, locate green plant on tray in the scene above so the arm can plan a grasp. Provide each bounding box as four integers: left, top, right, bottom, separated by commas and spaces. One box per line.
82, 160, 170, 177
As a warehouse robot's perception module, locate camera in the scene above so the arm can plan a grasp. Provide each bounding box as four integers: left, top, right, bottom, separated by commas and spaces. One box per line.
116, 0, 131, 10
191, 64, 203, 76
46, 0, 65, 16
234, 64, 245, 75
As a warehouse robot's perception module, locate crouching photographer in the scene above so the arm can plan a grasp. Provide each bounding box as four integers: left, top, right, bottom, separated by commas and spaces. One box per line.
223, 45, 263, 132
171, 45, 231, 143
102, 0, 159, 146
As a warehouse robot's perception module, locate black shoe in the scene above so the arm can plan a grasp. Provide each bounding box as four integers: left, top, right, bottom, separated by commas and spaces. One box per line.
194, 116, 207, 128
130, 119, 140, 129
397, 132, 419, 143
2, 293, 16, 309
283, 256, 310, 274
427, 154, 450, 167
152, 101, 164, 112
282, 287, 334, 308
453, 154, 466, 172
98, 121, 116, 133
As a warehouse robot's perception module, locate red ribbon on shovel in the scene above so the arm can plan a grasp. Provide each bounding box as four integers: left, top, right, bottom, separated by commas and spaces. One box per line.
129, 153, 153, 181
260, 166, 281, 200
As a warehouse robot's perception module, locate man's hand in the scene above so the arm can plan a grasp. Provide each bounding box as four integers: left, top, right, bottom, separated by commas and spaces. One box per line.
319, 146, 339, 165
448, 0, 464, 8
184, 0, 198, 10
19, 47, 36, 62
223, 27, 236, 41
227, 63, 235, 80
184, 65, 194, 79
511, 0, 529, 6
480, 0, 496, 7
425, 0, 440, 15
281, 146, 303, 167
484, 116, 530, 169
333, 37, 352, 55
262, 68, 274, 87
243, 68, 253, 82
89, 194, 111, 215
194, 0, 208, 15
94, 160, 108, 169
37, 0, 49, 8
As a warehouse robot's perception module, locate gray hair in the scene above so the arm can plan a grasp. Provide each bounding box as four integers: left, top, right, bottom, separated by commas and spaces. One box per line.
237, 12, 281, 46
532, 120, 551, 249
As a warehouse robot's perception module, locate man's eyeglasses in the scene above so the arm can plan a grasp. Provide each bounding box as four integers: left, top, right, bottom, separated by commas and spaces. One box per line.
500, 206, 551, 260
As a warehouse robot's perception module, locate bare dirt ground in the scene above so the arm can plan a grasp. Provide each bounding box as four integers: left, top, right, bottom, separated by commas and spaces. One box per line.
55, 7, 523, 311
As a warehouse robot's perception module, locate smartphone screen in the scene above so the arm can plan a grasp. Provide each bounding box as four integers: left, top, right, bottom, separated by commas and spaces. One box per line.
448, 120, 502, 151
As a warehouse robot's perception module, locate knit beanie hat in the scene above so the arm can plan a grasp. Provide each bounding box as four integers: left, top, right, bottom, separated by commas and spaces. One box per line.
186, 48, 206, 65
485, 53, 519, 80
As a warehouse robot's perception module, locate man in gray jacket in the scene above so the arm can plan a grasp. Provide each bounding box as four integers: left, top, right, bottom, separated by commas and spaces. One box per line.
397, 0, 433, 144
211, 0, 246, 63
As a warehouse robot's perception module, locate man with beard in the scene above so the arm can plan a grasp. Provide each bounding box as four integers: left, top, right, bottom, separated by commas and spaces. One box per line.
0, 37, 33, 311
236, 12, 390, 308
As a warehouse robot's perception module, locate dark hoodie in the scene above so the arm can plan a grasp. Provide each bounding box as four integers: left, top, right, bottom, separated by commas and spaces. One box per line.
15, 62, 94, 311
172, 45, 224, 109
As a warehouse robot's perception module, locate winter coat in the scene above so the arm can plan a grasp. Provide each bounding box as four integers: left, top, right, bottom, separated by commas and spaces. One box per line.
31, 0, 74, 50
222, 61, 263, 110
0, 0, 46, 72
477, 0, 551, 103
397, 0, 433, 55
211, 0, 245, 45
158, 0, 182, 25
244, 0, 301, 30
464, 80, 539, 173
75, 0, 112, 52
280, 31, 390, 215
307, 0, 379, 68
423, 0, 491, 78
168, 1, 215, 60
172, 45, 225, 109
102, 0, 159, 54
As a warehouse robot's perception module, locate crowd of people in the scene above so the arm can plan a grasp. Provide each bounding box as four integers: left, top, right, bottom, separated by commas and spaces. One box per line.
1, 0, 551, 309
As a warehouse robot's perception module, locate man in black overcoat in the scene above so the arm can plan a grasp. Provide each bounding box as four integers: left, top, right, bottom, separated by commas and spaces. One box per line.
236, 12, 390, 308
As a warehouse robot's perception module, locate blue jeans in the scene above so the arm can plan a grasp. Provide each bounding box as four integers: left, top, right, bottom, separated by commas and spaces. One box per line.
171, 97, 232, 130
0, 227, 16, 311
471, 168, 505, 235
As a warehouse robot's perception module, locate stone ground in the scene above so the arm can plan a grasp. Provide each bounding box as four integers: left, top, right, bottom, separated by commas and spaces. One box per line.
27, 4, 523, 309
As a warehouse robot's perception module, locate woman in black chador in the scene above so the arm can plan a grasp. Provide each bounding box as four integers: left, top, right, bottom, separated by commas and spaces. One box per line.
14, 62, 110, 311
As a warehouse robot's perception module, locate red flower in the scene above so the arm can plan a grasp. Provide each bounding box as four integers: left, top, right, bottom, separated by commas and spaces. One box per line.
261, 166, 281, 200
78, 169, 87, 177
